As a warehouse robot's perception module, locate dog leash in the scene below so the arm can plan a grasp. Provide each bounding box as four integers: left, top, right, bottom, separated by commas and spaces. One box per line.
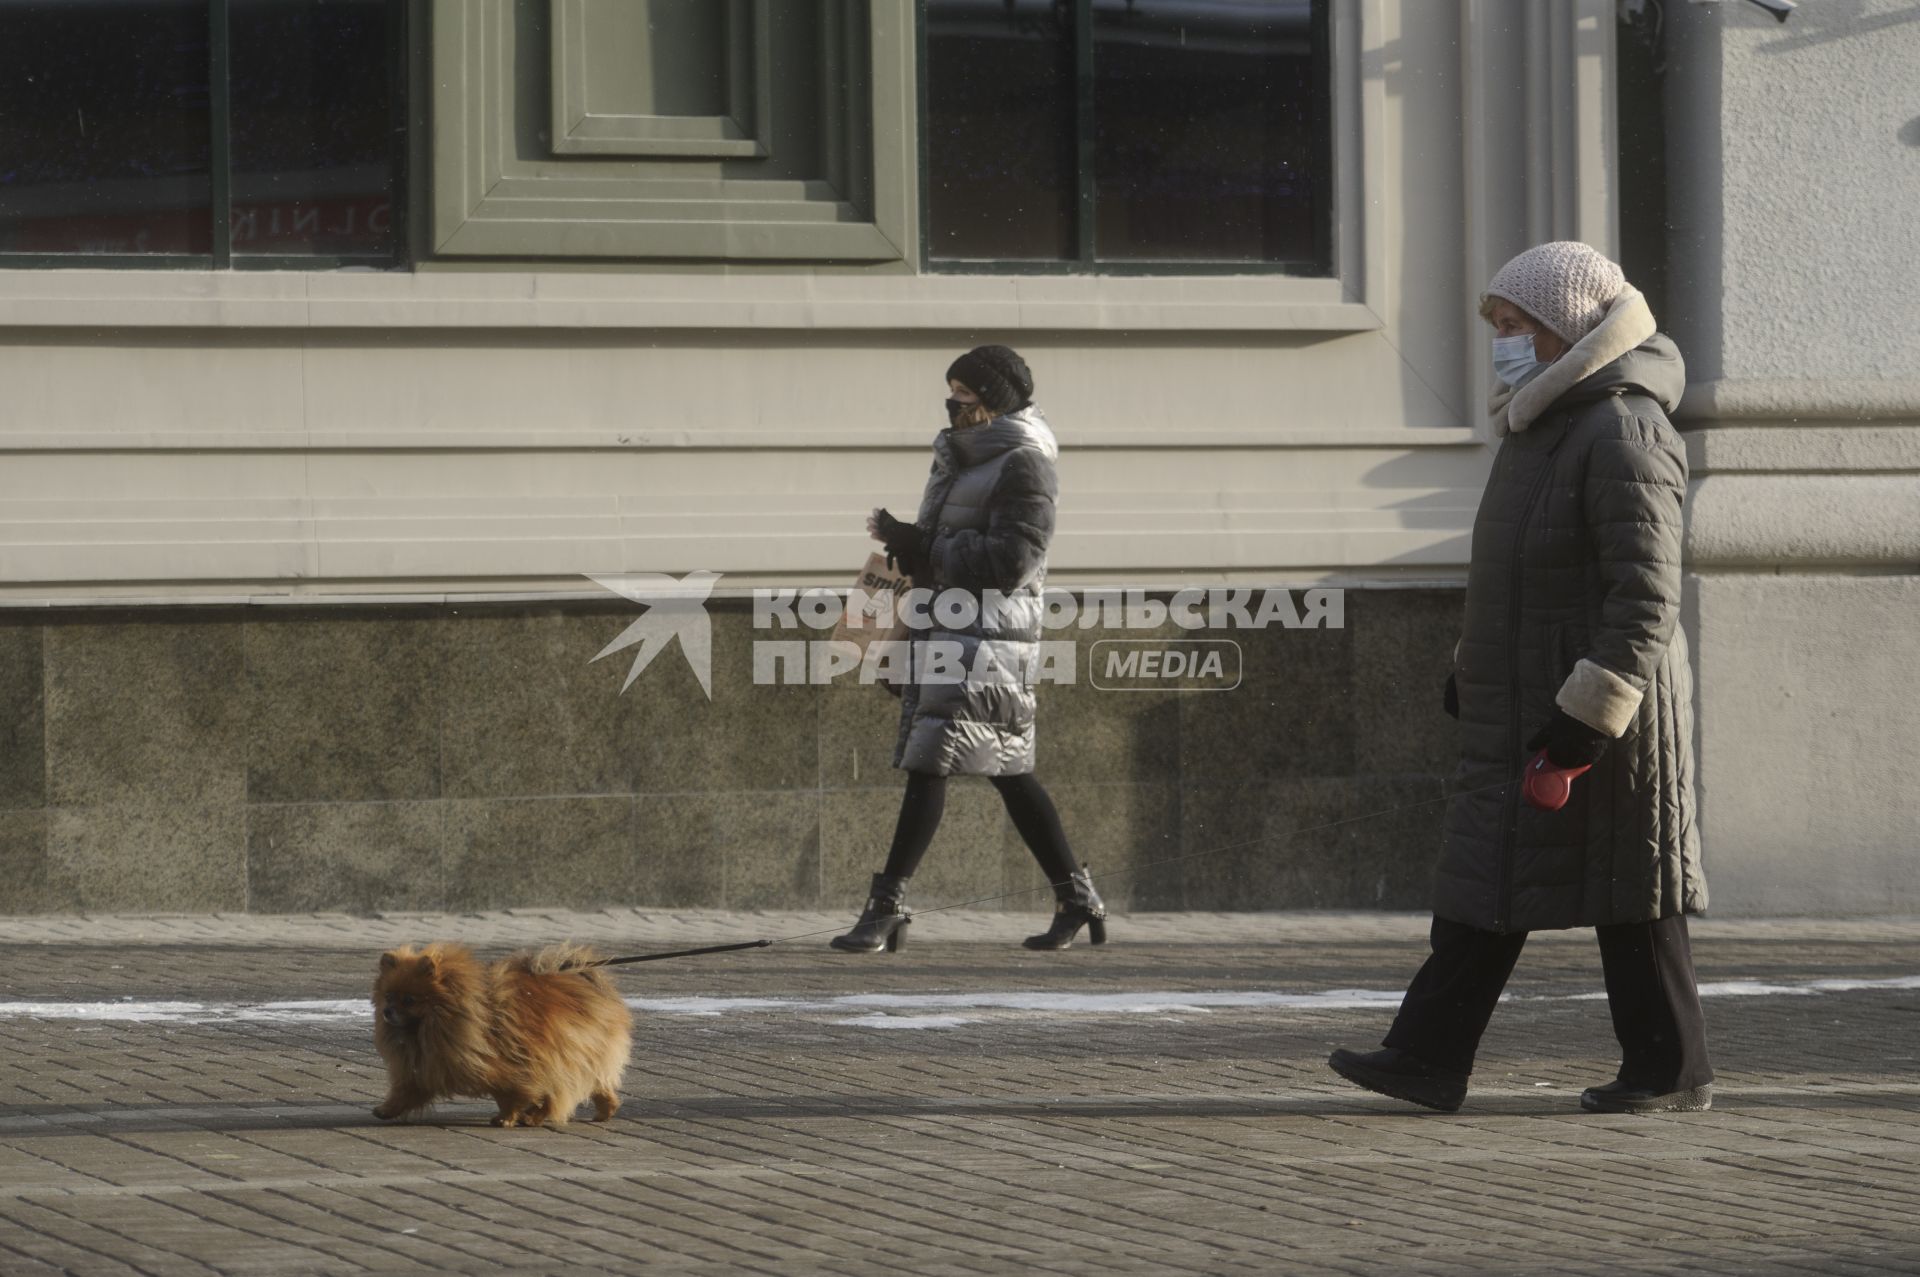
579, 939, 775, 968
571, 778, 1519, 968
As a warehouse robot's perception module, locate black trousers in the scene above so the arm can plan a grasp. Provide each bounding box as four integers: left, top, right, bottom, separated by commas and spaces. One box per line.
1383, 913, 1714, 1091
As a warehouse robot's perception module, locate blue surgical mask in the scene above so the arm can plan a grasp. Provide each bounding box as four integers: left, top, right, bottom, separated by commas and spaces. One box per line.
1492, 333, 1545, 388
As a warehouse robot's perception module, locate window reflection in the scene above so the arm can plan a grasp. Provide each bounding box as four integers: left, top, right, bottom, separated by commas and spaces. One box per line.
1092, 0, 1322, 263
925, 0, 1079, 263
0, 0, 213, 255
229, 0, 398, 257
0, 0, 401, 263
924, 0, 1328, 271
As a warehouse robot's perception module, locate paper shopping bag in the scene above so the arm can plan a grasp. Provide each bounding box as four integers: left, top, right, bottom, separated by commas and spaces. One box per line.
832, 552, 912, 650
832, 552, 913, 689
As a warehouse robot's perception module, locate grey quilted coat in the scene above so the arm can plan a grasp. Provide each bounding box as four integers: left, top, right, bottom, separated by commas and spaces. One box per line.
892, 405, 1058, 777
1437, 289, 1705, 933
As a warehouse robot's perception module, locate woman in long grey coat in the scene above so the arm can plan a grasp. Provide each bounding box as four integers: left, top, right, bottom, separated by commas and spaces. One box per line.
830, 345, 1107, 954
1330, 242, 1712, 1114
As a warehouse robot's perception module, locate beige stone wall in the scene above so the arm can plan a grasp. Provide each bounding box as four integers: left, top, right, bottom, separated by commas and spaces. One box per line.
0, 1, 1621, 605
0, 3, 1572, 918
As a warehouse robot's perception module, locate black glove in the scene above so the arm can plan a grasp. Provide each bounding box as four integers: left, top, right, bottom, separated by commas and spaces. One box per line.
873, 508, 928, 578
1443, 673, 1459, 720
1526, 708, 1611, 768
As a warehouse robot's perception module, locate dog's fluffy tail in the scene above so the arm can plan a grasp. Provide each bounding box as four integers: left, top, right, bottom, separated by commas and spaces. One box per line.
512, 943, 613, 985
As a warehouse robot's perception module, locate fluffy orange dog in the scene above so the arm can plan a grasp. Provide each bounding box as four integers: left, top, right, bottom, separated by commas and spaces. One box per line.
371, 942, 632, 1127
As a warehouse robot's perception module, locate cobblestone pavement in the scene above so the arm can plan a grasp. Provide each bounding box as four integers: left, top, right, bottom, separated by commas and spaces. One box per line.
2, 910, 1918, 1276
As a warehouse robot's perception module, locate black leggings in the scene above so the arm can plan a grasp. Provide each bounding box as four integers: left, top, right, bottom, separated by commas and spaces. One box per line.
882, 770, 1081, 888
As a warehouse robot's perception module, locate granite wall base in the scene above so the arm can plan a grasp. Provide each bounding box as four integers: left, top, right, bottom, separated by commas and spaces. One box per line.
0, 591, 1464, 916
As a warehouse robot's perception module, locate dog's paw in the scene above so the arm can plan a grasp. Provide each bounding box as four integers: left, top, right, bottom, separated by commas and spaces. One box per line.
490, 1113, 519, 1128
372, 1104, 400, 1121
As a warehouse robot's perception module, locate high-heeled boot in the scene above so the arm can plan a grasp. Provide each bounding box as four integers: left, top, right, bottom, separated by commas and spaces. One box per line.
1022, 868, 1107, 950
828, 873, 911, 953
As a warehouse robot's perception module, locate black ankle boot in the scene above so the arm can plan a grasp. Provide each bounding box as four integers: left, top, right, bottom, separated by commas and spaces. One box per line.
829, 873, 911, 953
1023, 868, 1107, 950
1327, 1047, 1469, 1112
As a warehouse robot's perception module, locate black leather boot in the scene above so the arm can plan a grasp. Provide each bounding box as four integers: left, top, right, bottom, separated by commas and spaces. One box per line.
1327, 1047, 1469, 1112
1579, 1079, 1713, 1114
1022, 868, 1107, 950
829, 873, 911, 953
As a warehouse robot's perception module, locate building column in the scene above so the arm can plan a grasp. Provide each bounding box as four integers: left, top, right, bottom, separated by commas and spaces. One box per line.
1665, 0, 1920, 912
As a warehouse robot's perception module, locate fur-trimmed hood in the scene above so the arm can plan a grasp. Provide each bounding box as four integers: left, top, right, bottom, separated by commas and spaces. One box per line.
1489, 287, 1683, 436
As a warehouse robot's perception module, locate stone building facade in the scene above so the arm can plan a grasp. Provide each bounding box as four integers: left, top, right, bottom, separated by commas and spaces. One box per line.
0, 0, 1911, 915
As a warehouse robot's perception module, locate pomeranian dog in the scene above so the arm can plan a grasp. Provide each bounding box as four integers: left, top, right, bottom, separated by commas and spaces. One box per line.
371, 942, 632, 1128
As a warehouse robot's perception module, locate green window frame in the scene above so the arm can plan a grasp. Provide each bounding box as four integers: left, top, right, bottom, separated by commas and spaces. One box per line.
430, 0, 911, 263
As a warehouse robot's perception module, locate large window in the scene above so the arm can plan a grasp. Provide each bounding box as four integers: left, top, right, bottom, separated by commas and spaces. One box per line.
0, 0, 406, 267
922, 0, 1332, 274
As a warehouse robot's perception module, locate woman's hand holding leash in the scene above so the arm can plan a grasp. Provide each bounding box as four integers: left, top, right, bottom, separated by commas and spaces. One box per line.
1522, 709, 1611, 811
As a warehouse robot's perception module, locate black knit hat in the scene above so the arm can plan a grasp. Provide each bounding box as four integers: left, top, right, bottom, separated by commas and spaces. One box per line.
945, 345, 1033, 415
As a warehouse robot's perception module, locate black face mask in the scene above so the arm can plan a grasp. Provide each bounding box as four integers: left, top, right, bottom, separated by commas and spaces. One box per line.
945, 397, 973, 427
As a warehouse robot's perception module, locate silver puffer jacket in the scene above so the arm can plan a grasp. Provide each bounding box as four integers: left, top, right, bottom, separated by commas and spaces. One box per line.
892, 405, 1058, 777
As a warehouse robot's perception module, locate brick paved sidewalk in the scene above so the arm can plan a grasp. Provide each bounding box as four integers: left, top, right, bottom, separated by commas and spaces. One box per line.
2, 911, 1918, 1275
6, 906, 1917, 949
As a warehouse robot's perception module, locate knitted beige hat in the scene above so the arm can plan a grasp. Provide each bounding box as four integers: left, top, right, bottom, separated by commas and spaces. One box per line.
1483, 241, 1627, 344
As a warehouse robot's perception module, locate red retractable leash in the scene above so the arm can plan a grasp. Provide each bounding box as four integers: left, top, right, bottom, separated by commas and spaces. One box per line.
1521, 749, 1591, 812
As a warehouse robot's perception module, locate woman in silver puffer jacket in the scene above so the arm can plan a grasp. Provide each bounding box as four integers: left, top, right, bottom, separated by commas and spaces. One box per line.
831, 345, 1106, 955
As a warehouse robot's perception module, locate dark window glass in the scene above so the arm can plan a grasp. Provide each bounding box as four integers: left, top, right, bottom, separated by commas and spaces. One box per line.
0, 0, 403, 265
1092, 0, 1320, 263
924, 0, 1078, 262
229, 0, 399, 256
0, 1, 213, 255
923, 0, 1330, 272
